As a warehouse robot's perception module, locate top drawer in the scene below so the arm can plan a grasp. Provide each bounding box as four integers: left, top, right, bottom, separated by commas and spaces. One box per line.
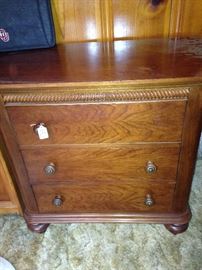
7, 101, 186, 145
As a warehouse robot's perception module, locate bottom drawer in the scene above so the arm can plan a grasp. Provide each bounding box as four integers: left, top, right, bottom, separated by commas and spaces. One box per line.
33, 181, 175, 213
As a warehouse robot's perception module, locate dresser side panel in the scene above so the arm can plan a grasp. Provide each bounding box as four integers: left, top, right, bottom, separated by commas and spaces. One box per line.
174, 88, 202, 211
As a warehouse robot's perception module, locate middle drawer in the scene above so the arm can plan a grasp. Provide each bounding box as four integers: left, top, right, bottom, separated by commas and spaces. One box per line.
22, 144, 180, 184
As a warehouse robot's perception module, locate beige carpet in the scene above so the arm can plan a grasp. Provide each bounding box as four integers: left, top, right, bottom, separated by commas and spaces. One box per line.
0, 160, 201, 270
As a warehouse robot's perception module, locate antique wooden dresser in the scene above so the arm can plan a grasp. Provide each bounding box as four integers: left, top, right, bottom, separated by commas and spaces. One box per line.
0, 38, 201, 234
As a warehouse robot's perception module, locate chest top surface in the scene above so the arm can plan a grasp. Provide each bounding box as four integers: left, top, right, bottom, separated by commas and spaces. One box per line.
0, 38, 202, 86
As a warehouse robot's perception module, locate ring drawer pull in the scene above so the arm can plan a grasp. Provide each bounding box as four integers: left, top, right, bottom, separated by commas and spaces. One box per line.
144, 194, 155, 207
44, 163, 56, 176
52, 195, 63, 207
146, 161, 157, 174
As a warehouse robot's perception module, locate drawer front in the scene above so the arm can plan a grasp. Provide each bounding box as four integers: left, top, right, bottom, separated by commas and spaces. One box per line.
33, 181, 175, 213
7, 101, 186, 145
22, 145, 180, 184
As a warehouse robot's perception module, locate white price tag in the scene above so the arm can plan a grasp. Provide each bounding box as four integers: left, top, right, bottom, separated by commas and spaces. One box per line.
37, 125, 49, 140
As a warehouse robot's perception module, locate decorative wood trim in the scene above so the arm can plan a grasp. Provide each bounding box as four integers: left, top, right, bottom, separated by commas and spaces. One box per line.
3, 88, 190, 104
24, 206, 191, 225
0, 77, 202, 90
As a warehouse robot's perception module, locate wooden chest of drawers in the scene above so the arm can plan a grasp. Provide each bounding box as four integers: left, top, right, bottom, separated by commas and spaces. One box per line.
0, 39, 201, 234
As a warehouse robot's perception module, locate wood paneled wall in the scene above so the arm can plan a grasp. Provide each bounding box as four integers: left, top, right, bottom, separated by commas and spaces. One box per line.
52, 0, 202, 43
170, 0, 202, 37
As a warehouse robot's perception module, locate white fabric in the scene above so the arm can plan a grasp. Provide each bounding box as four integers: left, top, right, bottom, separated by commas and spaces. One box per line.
0, 257, 15, 270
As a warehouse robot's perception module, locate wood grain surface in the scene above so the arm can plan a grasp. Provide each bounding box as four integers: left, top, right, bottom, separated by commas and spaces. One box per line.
0, 175, 9, 201
52, 0, 102, 43
51, 0, 202, 43
7, 101, 186, 145
174, 88, 202, 211
52, 0, 172, 42
112, 0, 171, 39
0, 0, 201, 226
0, 39, 202, 84
170, 0, 202, 37
33, 181, 175, 213
21, 144, 180, 184
0, 99, 38, 212
0, 150, 21, 214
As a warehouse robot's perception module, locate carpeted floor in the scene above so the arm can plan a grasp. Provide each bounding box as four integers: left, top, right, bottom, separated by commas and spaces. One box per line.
0, 160, 201, 270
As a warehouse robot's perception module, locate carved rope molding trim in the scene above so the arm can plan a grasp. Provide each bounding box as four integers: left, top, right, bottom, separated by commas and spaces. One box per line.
3, 88, 190, 104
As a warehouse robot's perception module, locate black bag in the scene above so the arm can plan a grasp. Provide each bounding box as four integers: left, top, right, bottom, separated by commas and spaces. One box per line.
0, 0, 55, 52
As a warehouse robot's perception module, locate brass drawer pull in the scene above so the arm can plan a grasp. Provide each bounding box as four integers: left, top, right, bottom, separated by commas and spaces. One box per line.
52, 195, 63, 207
144, 194, 154, 207
146, 161, 157, 174
44, 163, 56, 176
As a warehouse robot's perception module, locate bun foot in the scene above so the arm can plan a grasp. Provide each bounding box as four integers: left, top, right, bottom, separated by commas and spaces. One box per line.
165, 223, 189, 235
27, 223, 49, 233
